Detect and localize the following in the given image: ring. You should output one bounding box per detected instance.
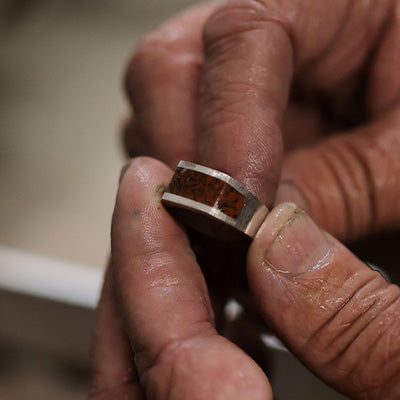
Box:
[162,161,269,241]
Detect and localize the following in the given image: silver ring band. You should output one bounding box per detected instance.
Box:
[162,161,269,241]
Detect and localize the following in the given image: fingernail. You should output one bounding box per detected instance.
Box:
[260,203,332,276]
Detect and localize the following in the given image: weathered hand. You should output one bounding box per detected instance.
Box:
[123,0,400,241]
[90,158,273,400]
[114,2,400,395]
[90,158,400,399]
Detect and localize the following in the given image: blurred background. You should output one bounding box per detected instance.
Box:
[0,0,196,398]
[0,1,348,398]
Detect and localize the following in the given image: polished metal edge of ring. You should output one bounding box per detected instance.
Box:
[163,161,270,238]
[162,192,238,228]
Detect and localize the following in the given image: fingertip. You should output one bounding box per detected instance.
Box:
[112,157,181,263]
[119,156,173,184]
[117,157,173,206]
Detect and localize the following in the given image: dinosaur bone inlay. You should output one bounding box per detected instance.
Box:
[168,167,245,219]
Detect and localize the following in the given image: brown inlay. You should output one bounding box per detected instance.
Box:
[168,167,245,219]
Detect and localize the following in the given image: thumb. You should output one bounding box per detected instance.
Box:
[247,202,400,400]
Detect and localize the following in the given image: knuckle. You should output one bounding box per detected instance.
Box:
[204,0,264,42]
[305,271,379,356]
[310,125,400,240]
[124,36,160,91]
[300,136,379,241]
[125,33,201,95]
[303,266,400,396]
[203,0,288,46]
[129,35,166,69]
[338,137,380,237]
[327,133,399,238]
[137,326,214,385]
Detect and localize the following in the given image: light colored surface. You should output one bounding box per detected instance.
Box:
[0,2,197,399]
[0,0,196,269]
[0,245,102,308]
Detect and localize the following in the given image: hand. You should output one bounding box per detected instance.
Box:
[123,0,400,242]
[90,158,400,399]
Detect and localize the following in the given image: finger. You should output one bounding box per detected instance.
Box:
[112,157,272,399]
[367,2,400,116]
[276,105,400,241]
[90,267,144,400]
[124,3,217,168]
[196,0,394,206]
[248,202,400,399]
[196,0,293,205]
[122,114,137,158]
[122,114,149,159]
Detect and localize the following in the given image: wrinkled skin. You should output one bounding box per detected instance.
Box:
[91,158,400,400]
[90,1,400,399]
[123,0,400,240]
